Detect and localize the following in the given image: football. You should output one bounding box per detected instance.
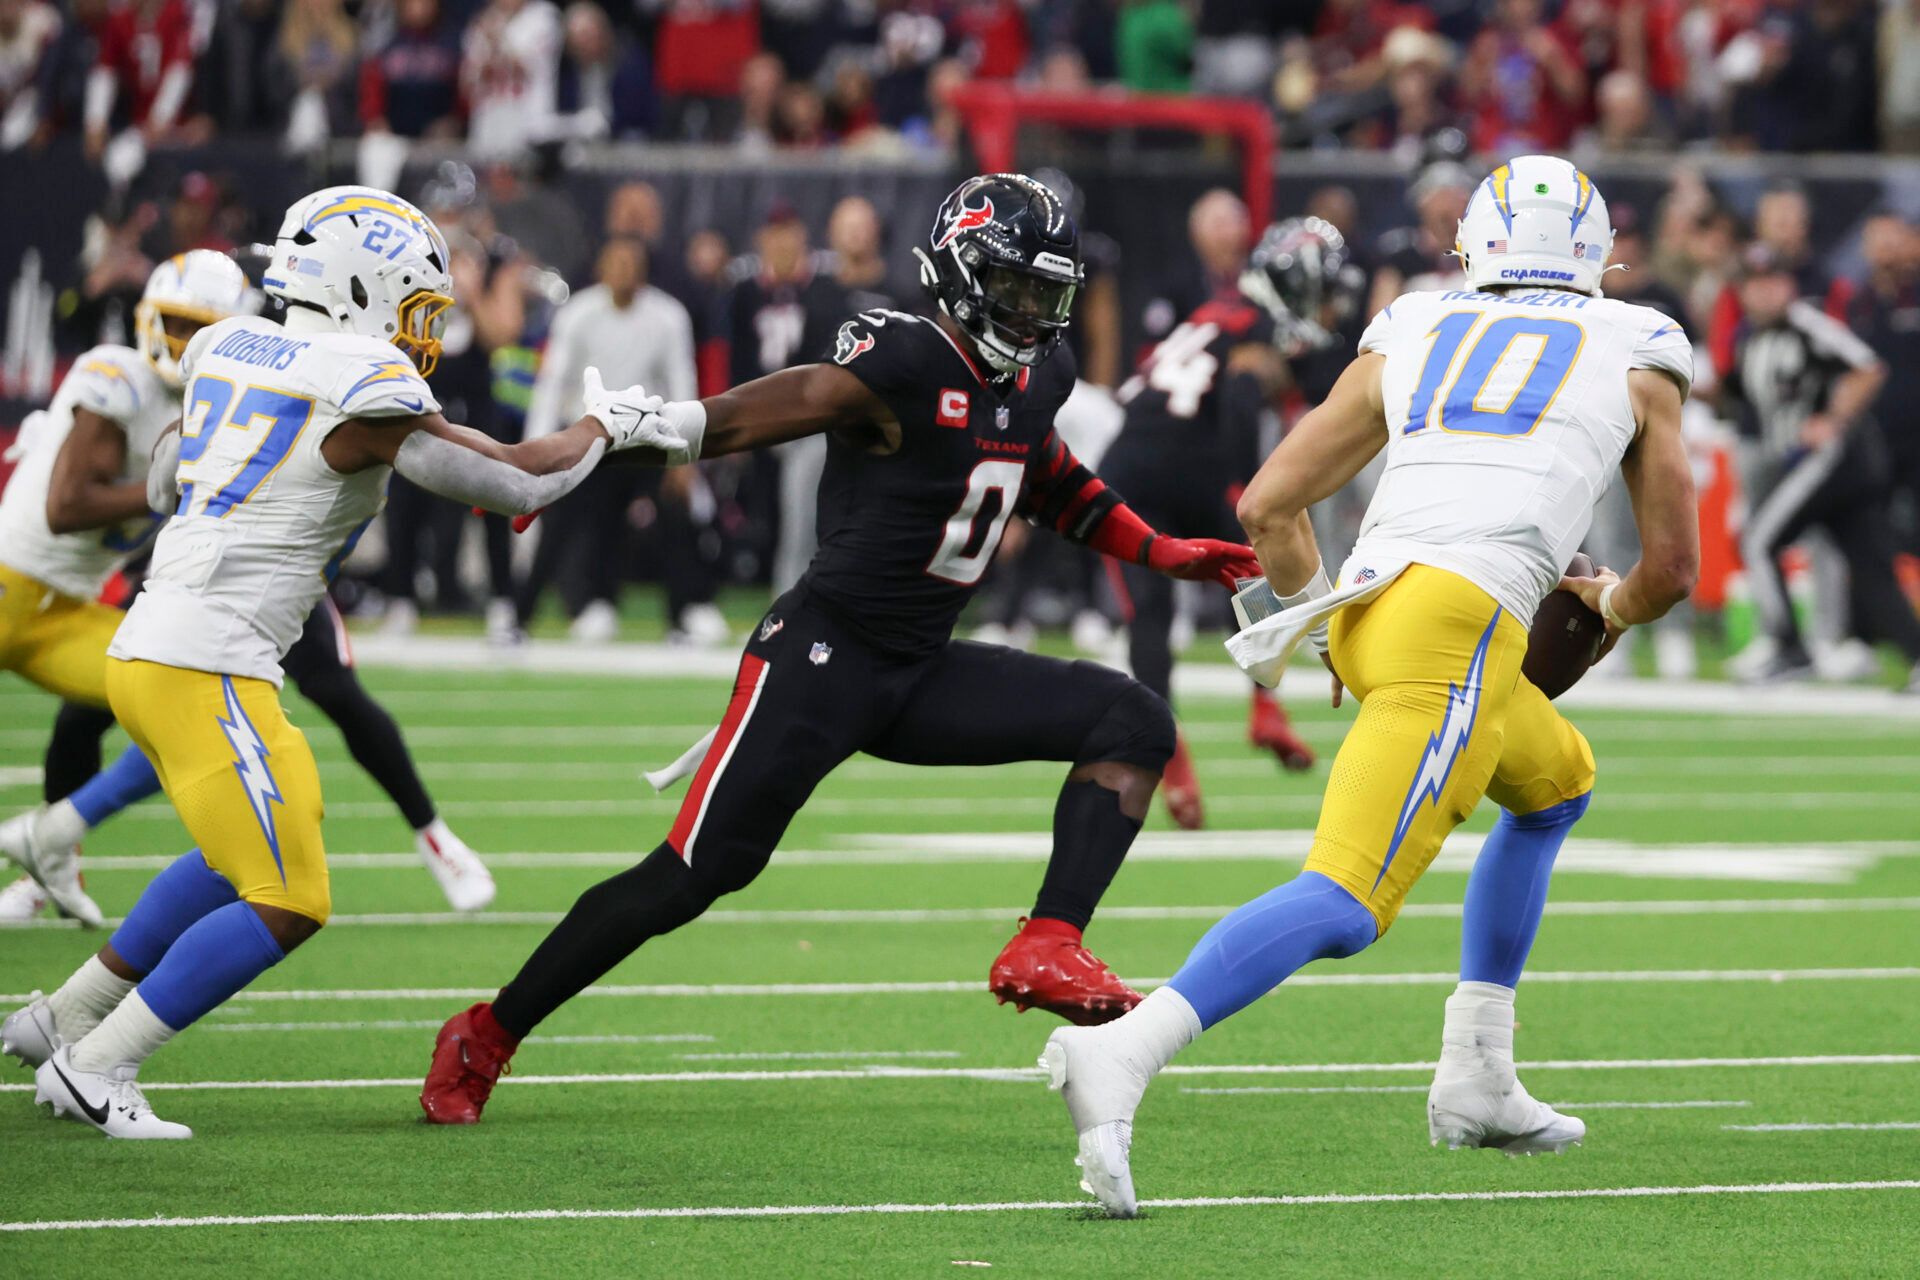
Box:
[1523,552,1608,699]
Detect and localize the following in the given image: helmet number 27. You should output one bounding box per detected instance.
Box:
[1405,313,1584,439]
[362,219,414,261]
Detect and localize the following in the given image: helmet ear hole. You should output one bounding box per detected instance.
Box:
[350,277,369,310]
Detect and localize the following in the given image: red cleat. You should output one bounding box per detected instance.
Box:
[989,917,1142,1026]
[421,1002,519,1125]
[1249,689,1314,772]
[1161,734,1204,830]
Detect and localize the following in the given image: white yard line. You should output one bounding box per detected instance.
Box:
[195,1021,714,1044]
[0,1054,1913,1095]
[6,969,1914,1006]
[5,1180,1918,1234]
[14,897,1920,931]
[676,1050,960,1062]
[1178,1088,1752,1110]
[1724,1122,1920,1132]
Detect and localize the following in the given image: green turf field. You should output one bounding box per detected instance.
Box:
[2,649,1917,1277]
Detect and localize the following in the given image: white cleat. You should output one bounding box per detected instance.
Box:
[34,1046,191,1139]
[0,811,101,928]
[1429,1069,1585,1156]
[570,599,619,644]
[673,602,733,648]
[0,874,50,922]
[1042,1027,1147,1217]
[417,822,496,913]
[2,993,60,1069]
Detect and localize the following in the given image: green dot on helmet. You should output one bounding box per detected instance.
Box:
[1534,182,1550,194]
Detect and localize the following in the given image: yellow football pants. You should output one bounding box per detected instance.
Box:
[1305,565,1595,933]
[0,562,120,706]
[106,658,331,923]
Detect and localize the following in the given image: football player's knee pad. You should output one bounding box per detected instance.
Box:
[1080,679,1176,771]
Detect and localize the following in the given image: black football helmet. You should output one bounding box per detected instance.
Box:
[916,173,1084,375]
[1239,217,1357,355]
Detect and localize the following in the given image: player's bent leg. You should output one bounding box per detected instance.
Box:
[3,744,168,922]
[43,700,116,802]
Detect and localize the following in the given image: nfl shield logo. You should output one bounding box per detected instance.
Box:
[995,406,1010,432]
[809,642,833,666]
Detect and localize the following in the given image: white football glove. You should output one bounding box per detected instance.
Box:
[3,409,50,463]
[582,366,684,454]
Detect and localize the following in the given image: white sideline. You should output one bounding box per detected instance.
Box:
[1180,1088,1754,1110]
[5,1180,1919,1233]
[6,968,1916,1005]
[1724,1122,1920,1132]
[0,1053,1913,1095]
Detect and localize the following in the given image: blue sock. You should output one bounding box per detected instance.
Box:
[135,900,285,1031]
[1167,871,1378,1029]
[69,743,162,827]
[1460,792,1592,988]
[108,849,240,975]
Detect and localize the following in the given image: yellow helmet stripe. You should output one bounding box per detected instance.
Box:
[1570,169,1596,232]
[1486,164,1515,231]
[304,193,431,233]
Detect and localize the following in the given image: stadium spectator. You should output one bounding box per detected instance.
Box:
[1579,68,1671,156]
[1742,0,1877,153]
[769,194,896,593]
[359,0,464,139]
[773,77,828,148]
[461,0,563,159]
[873,6,946,128]
[653,0,760,139]
[0,0,58,149]
[1366,160,1471,317]
[141,171,237,260]
[276,0,359,152]
[1117,0,1192,94]
[1140,188,1250,344]
[1840,212,1920,552]
[519,234,700,640]
[823,54,880,142]
[1882,0,1920,151]
[950,0,1031,81]
[1458,0,1587,154]
[734,48,783,150]
[761,0,841,82]
[84,0,200,160]
[1372,25,1460,161]
[1192,0,1290,98]
[557,0,655,139]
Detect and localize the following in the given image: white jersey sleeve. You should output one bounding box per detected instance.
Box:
[110,319,403,684]
[326,338,442,420]
[1628,307,1696,401]
[0,345,176,599]
[1356,303,1399,356]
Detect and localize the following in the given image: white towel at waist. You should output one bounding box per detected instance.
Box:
[1223,557,1411,688]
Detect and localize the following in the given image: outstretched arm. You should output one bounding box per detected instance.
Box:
[1022,429,1260,590]
[323,410,611,517]
[45,409,148,533]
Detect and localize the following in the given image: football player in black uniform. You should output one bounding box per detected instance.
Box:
[1102,218,1356,829]
[421,174,1263,1124]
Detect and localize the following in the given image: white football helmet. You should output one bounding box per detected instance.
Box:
[135,251,255,386]
[264,185,454,374]
[1456,155,1613,296]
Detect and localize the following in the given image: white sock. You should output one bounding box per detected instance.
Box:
[70,991,176,1074]
[1110,985,1204,1076]
[35,799,88,851]
[46,955,136,1041]
[1440,980,1517,1079]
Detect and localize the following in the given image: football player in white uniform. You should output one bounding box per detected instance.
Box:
[0,252,495,923]
[8,186,677,1138]
[1040,156,1700,1214]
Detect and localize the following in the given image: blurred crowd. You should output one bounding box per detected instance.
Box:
[0,0,1917,160]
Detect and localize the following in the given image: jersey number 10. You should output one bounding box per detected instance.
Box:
[1406,314,1583,438]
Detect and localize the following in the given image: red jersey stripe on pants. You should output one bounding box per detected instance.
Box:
[668,653,770,862]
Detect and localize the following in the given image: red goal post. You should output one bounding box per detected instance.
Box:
[947,84,1276,230]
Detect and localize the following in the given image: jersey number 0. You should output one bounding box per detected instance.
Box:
[1406,314,1583,438]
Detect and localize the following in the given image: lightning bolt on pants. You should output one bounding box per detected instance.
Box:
[1303,565,1586,935]
[106,658,331,924]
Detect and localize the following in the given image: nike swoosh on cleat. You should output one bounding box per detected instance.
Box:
[50,1060,109,1126]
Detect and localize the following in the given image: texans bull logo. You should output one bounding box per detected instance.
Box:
[934,197,995,251]
[833,321,876,365]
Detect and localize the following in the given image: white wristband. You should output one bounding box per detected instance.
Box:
[1279,562,1332,610]
[1597,581,1629,629]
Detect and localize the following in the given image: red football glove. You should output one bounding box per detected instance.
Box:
[1146,536,1263,591]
